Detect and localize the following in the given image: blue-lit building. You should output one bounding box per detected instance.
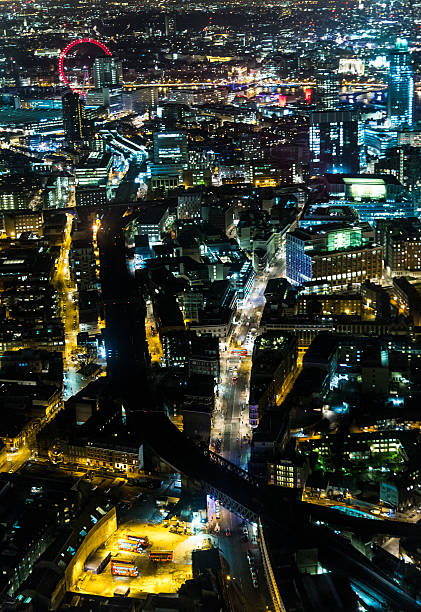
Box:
[286,229,312,285]
[286,224,383,288]
[309,111,363,176]
[148,131,188,191]
[228,259,255,303]
[387,39,414,128]
[364,126,397,159]
[299,205,359,229]
[315,69,338,111]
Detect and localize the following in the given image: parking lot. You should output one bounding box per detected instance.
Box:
[73,520,215,598]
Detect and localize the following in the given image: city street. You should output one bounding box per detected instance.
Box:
[208,499,267,612]
[53,213,80,370]
[145,302,163,365]
[213,255,285,465]
[209,261,286,612]
[0,447,31,474]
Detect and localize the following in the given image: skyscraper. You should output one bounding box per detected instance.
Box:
[315,69,339,111]
[309,110,362,176]
[93,57,122,89]
[62,92,85,143]
[164,12,176,36]
[387,38,414,127]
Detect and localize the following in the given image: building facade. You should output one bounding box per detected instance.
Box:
[387,39,414,128]
[310,111,362,176]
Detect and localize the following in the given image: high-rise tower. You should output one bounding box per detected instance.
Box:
[315,69,339,111]
[164,13,176,36]
[62,92,85,143]
[387,38,414,127]
[309,110,362,176]
[93,57,122,89]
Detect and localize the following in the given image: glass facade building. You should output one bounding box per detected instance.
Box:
[153,131,188,165]
[62,92,85,143]
[310,111,362,176]
[315,69,339,111]
[387,38,414,128]
[93,57,122,89]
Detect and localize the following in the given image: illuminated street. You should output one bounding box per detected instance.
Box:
[53,212,80,369]
[0,447,31,474]
[213,254,286,468]
[145,302,163,365]
[209,261,287,612]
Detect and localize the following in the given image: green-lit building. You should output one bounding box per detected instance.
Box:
[286,223,383,288]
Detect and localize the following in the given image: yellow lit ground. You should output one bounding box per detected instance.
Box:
[73,521,214,598]
[145,321,163,364]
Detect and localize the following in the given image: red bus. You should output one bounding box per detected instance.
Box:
[149,550,173,563]
[118,535,149,553]
[111,556,139,577]
[118,539,138,553]
[126,534,149,548]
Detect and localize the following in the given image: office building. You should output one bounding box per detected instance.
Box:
[69,239,98,292]
[387,38,414,128]
[393,276,421,324]
[315,69,339,111]
[249,333,298,427]
[319,173,416,223]
[299,205,359,229]
[309,111,362,176]
[75,152,112,188]
[128,87,159,113]
[165,13,176,35]
[62,92,85,143]
[130,204,169,247]
[93,57,122,89]
[364,126,398,159]
[269,457,308,489]
[376,218,421,275]
[338,58,365,76]
[189,334,220,378]
[398,129,421,147]
[2,210,43,237]
[153,131,188,165]
[189,280,237,340]
[286,224,383,288]
[177,192,202,220]
[0,177,37,211]
[75,185,108,207]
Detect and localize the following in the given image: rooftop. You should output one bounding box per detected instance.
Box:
[324,173,402,187]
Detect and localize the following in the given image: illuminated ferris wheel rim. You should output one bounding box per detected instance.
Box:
[59,38,112,96]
